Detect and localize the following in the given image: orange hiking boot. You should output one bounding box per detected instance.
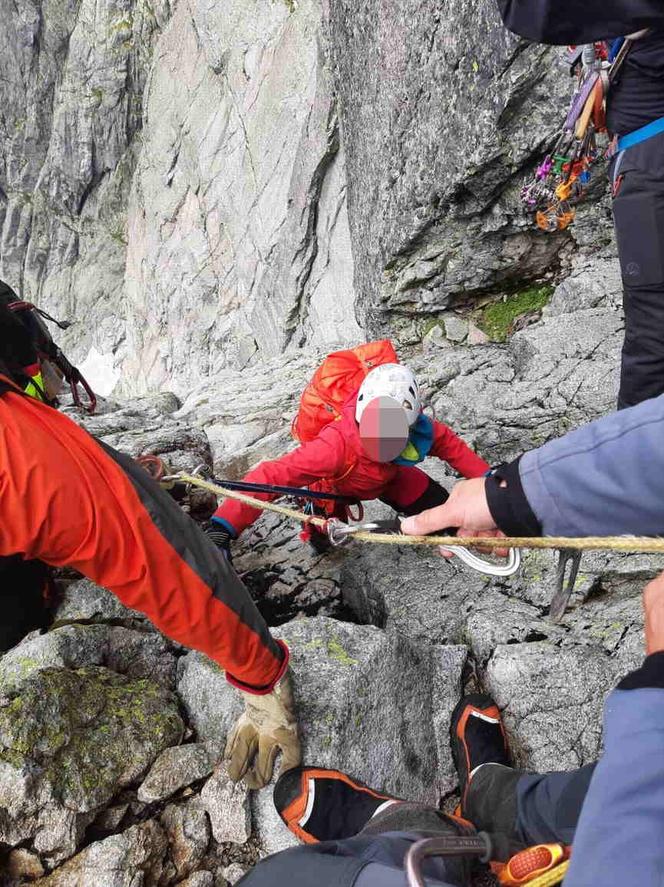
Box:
[273,766,402,844]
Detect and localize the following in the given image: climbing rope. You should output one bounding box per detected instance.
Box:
[175,474,664,555]
[525,860,570,887]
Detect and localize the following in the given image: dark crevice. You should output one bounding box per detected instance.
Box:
[241,567,365,628]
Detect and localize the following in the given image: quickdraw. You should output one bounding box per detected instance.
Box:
[522,37,637,233]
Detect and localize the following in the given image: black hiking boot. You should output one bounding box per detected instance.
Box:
[274,766,401,843]
[450,693,511,808]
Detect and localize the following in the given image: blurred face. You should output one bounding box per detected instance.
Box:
[359,395,410,462]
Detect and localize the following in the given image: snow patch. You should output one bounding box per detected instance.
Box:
[78,347,120,397]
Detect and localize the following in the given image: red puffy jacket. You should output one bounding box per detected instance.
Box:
[215,396,489,536]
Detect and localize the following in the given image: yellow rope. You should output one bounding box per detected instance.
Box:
[178,474,664,554]
[525,859,570,886]
[179,474,330,527]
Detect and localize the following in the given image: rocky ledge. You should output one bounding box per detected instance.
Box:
[0,273,656,885]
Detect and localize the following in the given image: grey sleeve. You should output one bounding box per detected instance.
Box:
[565,683,664,885]
[519,395,664,536]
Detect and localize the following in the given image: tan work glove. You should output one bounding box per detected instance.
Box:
[225,667,301,790]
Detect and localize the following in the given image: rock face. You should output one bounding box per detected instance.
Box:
[0,0,171,366]
[0,664,183,863]
[121,0,361,392]
[0,0,651,883]
[0,0,616,390]
[327,0,570,332]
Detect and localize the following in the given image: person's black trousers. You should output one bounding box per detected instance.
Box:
[0,555,52,651]
[610,130,664,409]
[464,762,596,860]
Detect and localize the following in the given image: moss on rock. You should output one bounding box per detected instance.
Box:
[0,666,183,814]
[478,285,553,342]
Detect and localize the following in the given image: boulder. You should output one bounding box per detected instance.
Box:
[179,874,215,887]
[76,395,213,474]
[200,769,251,845]
[441,314,468,343]
[221,864,249,886]
[178,616,466,855]
[6,848,45,882]
[54,579,143,625]
[160,802,211,880]
[138,744,213,803]
[33,821,169,887]
[485,643,615,771]
[0,666,183,863]
[0,624,178,692]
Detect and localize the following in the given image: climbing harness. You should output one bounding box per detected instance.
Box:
[173,474,664,619]
[616,113,664,153]
[326,517,522,578]
[521,35,642,232]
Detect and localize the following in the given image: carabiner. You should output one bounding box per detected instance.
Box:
[446,545,521,578]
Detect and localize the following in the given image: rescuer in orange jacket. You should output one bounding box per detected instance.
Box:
[0,298,300,789]
[209,363,490,555]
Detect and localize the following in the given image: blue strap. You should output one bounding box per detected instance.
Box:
[609,37,625,63]
[618,116,664,152]
[210,516,238,538]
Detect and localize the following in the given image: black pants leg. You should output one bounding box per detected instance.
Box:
[0,556,52,651]
[611,136,664,409]
[380,474,449,516]
[464,763,596,861]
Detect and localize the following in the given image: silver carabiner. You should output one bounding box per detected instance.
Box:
[445,545,521,578]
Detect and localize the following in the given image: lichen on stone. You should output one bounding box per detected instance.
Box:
[477,285,554,342]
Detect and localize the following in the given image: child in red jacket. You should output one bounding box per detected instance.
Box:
[208,363,489,555]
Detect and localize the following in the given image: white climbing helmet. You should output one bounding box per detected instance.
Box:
[355,363,422,426]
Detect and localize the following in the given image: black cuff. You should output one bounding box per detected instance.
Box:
[485,457,542,537]
[618,652,664,690]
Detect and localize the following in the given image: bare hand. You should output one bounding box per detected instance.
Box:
[644,572,664,656]
[400,478,506,557]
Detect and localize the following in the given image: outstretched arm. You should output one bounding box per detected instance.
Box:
[213,432,345,537]
[0,385,285,694]
[430,421,490,479]
[403,394,664,540]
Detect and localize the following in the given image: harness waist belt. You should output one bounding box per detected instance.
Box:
[617,115,664,152]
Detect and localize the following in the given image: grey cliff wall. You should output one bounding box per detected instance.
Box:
[0,0,616,395]
[0,0,362,396]
[326,0,612,337]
